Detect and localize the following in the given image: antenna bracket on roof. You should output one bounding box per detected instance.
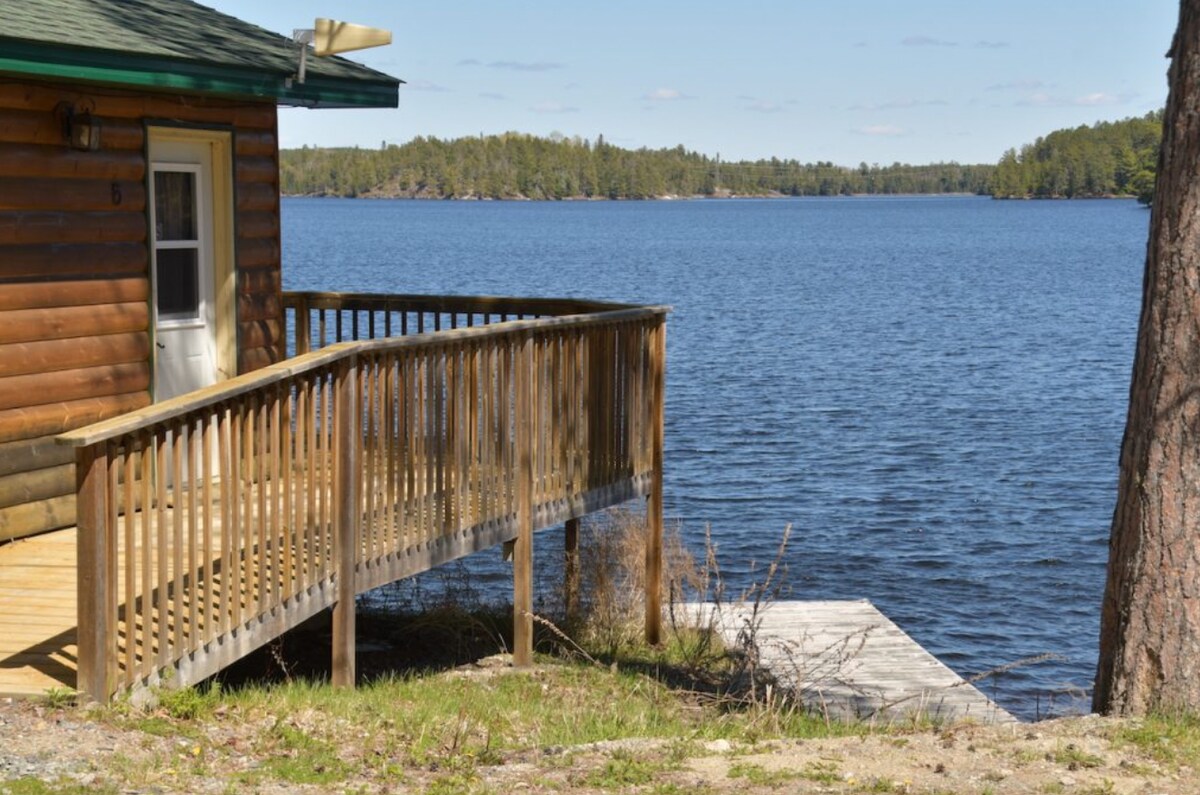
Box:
[290,19,392,86]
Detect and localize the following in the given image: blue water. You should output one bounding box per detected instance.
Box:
[283,196,1147,718]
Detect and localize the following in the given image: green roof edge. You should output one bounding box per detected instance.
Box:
[0,39,399,109]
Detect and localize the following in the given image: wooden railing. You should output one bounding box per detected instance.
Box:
[58,294,667,700]
[282,291,639,354]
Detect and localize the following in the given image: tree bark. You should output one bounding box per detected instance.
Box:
[1095,0,1200,715]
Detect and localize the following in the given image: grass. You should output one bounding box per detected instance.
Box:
[580,749,670,788]
[75,643,879,793]
[1111,710,1200,769]
[18,513,881,793]
[15,509,1200,793]
[1048,742,1104,770]
[0,781,115,795]
[727,760,802,787]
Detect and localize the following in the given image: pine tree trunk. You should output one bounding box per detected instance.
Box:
[1095,0,1200,715]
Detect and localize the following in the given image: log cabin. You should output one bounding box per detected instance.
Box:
[0,0,668,700]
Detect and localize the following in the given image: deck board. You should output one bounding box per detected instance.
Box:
[0,531,79,697]
[698,599,1015,724]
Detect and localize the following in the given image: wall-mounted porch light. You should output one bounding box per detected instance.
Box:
[54,101,102,151]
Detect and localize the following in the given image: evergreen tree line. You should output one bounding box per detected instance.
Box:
[990,111,1162,202]
[279,133,993,200]
[278,113,1163,202]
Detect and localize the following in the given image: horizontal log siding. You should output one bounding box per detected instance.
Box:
[0,78,281,541]
[236,112,284,372]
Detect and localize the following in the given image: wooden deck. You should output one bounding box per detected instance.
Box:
[701,599,1015,724]
[0,529,77,697]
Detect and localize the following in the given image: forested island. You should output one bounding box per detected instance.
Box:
[280,135,992,199]
[278,112,1161,202]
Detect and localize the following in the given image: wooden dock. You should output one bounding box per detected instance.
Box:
[699,599,1015,724]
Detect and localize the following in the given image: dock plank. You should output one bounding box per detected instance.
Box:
[696,599,1015,724]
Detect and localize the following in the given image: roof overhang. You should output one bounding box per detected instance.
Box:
[0,39,400,109]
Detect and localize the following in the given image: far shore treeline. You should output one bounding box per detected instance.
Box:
[279,112,1161,202]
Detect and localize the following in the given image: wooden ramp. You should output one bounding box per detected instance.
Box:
[700,599,1015,724]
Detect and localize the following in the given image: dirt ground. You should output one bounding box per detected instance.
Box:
[1,694,1195,795]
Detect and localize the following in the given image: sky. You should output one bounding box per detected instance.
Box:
[203,1,1177,166]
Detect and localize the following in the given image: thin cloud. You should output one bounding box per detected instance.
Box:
[849,98,949,111]
[853,40,869,48]
[745,99,783,113]
[855,124,907,137]
[457,58,481,67]
[642,87,692,101]
[530,101,579,113]
[901,35,957,47]
[1018,92,1057,107]
[406,80,450,93]
[987,78,1047,92]
[975,40,1010,48]
[490,60,564,72]
[1017,91,1132,107]
[1075,91,1124,106]
[479,91,507,101]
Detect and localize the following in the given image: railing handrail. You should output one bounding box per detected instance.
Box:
[57,300,670,449]
[281,290,642,316]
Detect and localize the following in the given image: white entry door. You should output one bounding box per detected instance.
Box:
[150,139,218,401]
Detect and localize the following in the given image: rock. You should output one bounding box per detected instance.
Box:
[129,687,159,711]
[705,739,732,754]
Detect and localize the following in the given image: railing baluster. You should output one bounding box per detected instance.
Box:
[230,403,244,629]
[170,422,184,660]
[281,384,293,601]
[121,441,135,684]
[366,356,378,563]
[218,404,233,634]
[384,353,397,554]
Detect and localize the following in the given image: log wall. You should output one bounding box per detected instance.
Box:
[0,78,283,542]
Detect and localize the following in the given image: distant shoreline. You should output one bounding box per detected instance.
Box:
[280,191,1141,202]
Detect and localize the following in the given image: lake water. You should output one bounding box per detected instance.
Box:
[282,196,1148,719]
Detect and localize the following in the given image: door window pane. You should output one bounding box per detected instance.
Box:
[154,171,196,241]
[156,248,199,319]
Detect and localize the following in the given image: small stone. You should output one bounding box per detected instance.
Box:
[129,687,158,711]
[1060,775,1077,787]
[706,739,732,753]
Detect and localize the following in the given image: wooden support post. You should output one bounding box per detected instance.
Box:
[332,354,360,687]
[76,443,115,701]
[295,295,311,356]
[513,333,535,667]
[564,517,580,623]
[645,320,666,646]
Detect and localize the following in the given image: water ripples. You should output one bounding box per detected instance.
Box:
[285,195,1147,719]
